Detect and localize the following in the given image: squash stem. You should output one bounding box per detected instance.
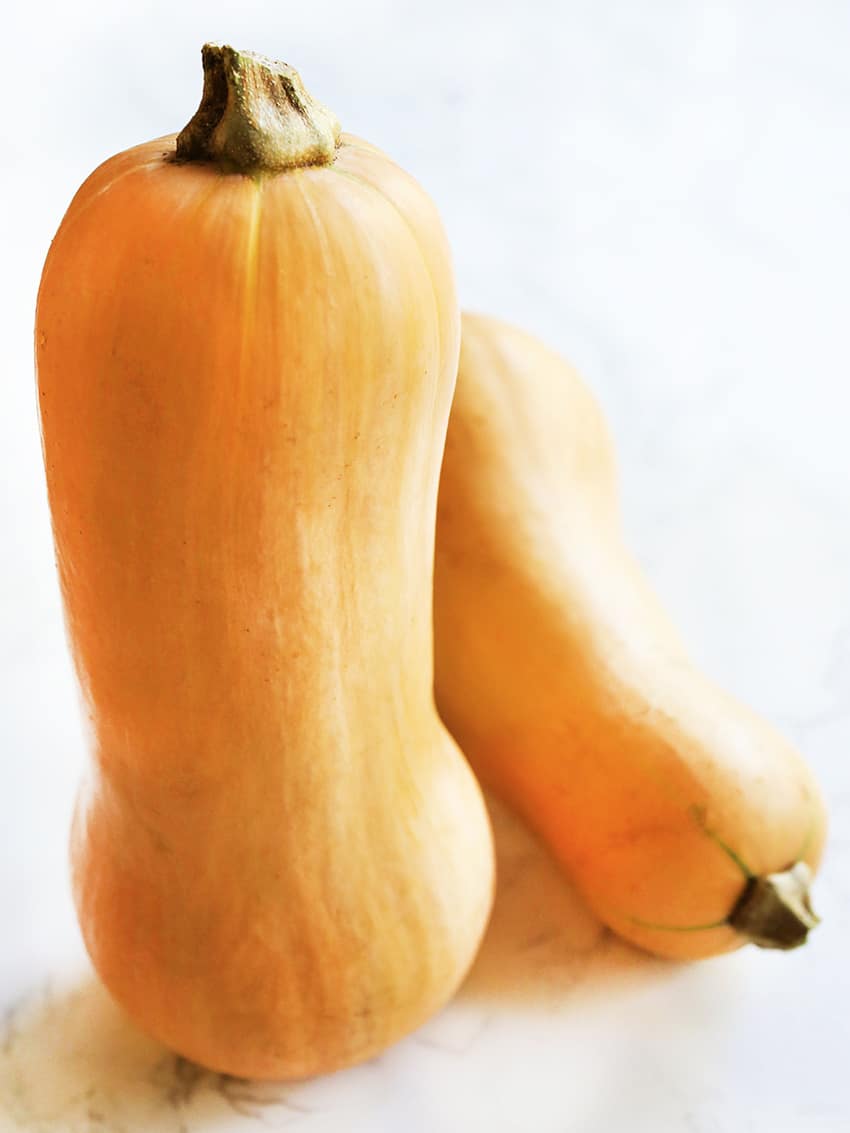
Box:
[728,861,820,950]
[176,43,341,173]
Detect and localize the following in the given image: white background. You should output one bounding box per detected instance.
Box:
[2,2,850,1130]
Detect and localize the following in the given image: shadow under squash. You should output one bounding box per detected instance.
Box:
[0,978,305,1131]
[0,798,667,1130]
[461,793,666,1003]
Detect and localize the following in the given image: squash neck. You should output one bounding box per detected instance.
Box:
[176,43,341,174]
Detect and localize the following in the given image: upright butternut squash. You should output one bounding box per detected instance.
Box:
[36,45,493,1079]
[435,313,825,960]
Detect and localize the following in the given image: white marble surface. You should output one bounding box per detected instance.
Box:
[3,2,850,1130]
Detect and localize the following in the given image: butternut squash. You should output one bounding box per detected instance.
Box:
[36,45,494,1079]
[434,313,825,959]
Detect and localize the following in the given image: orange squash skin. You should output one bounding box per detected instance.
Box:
[36,135,494,1078]
[434,313,826,960]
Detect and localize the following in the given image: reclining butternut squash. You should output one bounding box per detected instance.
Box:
[36,45,494,1079]
[434,313,826,960]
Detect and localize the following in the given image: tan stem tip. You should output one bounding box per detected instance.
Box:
[176,43,341,173]
[729,861,820,950]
